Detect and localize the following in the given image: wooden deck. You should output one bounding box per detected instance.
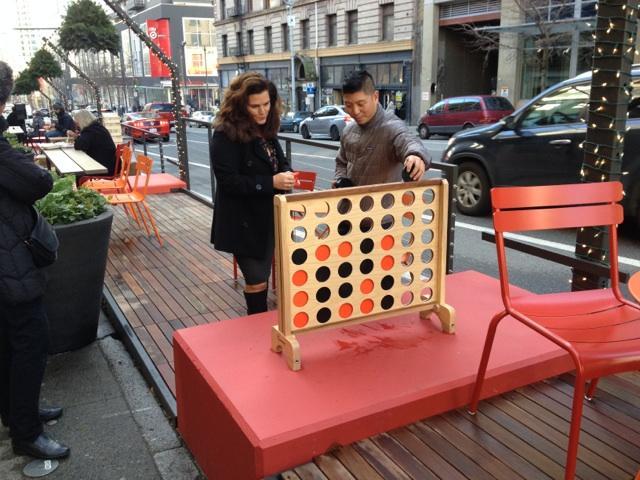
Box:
[105,192,640,480]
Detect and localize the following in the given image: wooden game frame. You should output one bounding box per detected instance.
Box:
[271,179,455,370]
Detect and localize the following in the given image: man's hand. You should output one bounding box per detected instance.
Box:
[66,130,78,139]
[404,155,426,181]
[273,171,295,190]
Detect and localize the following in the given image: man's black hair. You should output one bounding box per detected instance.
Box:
[342,70,376,95]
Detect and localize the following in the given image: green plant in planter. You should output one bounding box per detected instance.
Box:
[3,131,32,155]
[35,174,107,225]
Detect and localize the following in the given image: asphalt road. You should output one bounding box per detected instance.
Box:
[140,127,639,297]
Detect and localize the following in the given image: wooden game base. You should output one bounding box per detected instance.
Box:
[174,271,573,480]
[271,302,456,371]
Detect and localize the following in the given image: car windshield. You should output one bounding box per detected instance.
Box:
[131,112,158,120]
[149,104,172,112]
[484,96,514,111]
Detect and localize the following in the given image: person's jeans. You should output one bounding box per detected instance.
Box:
[0,297,48,441]
[45,129,65,139]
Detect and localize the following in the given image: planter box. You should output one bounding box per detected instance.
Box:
[44,209,113,354]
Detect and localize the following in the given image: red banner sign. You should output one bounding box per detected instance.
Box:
[147,19,171,78]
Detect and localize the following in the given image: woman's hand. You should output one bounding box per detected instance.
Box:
[273,171,295,190]
[66,130,78,139]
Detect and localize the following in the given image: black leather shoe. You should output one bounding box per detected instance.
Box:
[39,406,63,423]
[12,432,70,459]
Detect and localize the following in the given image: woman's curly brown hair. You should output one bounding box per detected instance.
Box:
[214,72,282,143]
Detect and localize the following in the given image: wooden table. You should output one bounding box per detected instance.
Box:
[36,144,108,176]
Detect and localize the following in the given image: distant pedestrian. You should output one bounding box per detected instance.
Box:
[210,72,294,315]
[386,100,395,113]
[0,61,70,461]
[334,71,430,187]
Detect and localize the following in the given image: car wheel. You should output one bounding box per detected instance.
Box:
[330,125,340,141]
[456,162,491,216]
[462,123,474,129]
[418,124,430,139]
[301,125,311,139]
[293,124,299,133]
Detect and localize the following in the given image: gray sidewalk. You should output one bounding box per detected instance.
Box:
[0,316,201,480]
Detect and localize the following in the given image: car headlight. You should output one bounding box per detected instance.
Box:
[447,137,455,148]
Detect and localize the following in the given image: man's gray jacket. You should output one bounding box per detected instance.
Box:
[335,106,431,186]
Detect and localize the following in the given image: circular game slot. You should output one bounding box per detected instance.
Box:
[401,232,414,247]
[420,268,433,282]
[421,249,434,264]
[315,201,330,218]
[381,214,395,230]
[360,278,374,294]
[337,198,352,214]
[401,252,414,267]
[317,307,332,323]
[422,209,434,224]
[360,299,374,314]
[292,248,308,265]
[360,238,374,254]
[401,271,414,286]
[315,266,331,282]
[360,259,374,274]
[293,291,308,307]
[381,255,394,271]
[315,223,330,240]
[401,191,415,206]
[402,212,415,227]
[339,262,353,277]
[316,287,331,303]
[291,226,307,243]
[292,270,308,286]
[381,235,394,250]
[338,241,353,257]
[290,205,306,220]
[420,287,433,302]
[421,229,434,244]
[381,295,394,310]
[381,275,394,290]
[360,195,374,212]
[359,217,374,233]
[339,303,353,318]
[338,220,352,236]
[315,245,330,261]
[339,283,353,298]
[422,188,435,204]
[293,312,309,328]
[401,291,414,305]
[381,193,395,209]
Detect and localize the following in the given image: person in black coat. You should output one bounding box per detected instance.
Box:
[211,72,294,315]
[68,109,116,176]
[0,61,70,460]
[45,102,74,139]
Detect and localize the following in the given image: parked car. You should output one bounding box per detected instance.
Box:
[280,111,312,133]
[143,102,188,127]
[123,112,170,141]
[442,70,640,230]
[418,95,514,139]
[299,105,352,141]
[189,110,215,127]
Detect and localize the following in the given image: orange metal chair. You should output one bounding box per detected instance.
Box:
[104,154,162,246]
[232,170,317,288]
[468,181,640,480]
[84,144,132,194]
[630,271,640,303]
[79,142,130,186]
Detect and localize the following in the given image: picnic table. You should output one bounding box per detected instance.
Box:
[35,143,108,176]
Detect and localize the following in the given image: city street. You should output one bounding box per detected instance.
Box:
[142,127,640,297]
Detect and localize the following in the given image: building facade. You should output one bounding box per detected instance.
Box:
[214,0,423,122]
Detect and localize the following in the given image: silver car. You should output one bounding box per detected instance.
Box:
[299,105,352,141]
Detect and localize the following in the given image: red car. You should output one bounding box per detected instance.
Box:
[142,102,188,128]
[418,95,513,139]
[123,112,170,142]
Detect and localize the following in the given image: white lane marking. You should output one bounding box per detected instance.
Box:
[456,220,640,268]
[144,151,209,168]
[291,152,335,160]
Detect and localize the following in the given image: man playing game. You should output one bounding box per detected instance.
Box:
[334,71,430,187]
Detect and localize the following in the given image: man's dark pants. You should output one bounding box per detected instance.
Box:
[0,297,48,441]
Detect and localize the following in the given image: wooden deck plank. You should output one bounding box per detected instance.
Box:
[105,192,640,480]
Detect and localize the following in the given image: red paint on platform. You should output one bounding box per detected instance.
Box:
[174,271,573,480]
[127,173,186,194]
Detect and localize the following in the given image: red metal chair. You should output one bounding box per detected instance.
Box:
[630,271,640,303]
[468,181,640,480]
[232,171,317,289]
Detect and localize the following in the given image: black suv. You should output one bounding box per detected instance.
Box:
[443,69,640,229]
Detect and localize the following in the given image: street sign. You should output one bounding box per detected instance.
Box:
[287,15,296,27]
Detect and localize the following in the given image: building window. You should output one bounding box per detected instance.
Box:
[265,26,272,53]
[236,31,242,55]
[264,0,270,8]
[248,29,254,55]
[381,4,394,41]
[282,23,289,51]
[220,0,226,20]
[222,34,228,57]
[301,19,310,50]
[347,11,358,44]
[245,0,252,13]
[182,18,215,47]
[327,14,337,47]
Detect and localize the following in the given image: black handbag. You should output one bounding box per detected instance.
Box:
[24,207,59,268]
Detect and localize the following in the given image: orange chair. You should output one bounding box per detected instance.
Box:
[79,142,130,186]
[630,272,640,302]
[84,144,132,194]
[104,154,162,246]
[468,181,640,480]
[232,170,317,288]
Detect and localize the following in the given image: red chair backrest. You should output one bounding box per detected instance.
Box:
[491,182,623,233]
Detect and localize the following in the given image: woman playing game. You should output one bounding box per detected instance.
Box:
[210,72,295,315]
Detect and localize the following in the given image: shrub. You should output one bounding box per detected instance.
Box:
[36,174,107,225]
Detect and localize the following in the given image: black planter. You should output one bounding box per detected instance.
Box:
[43,209,113,354]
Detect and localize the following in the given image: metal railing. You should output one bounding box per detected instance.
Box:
[121,122,167,173]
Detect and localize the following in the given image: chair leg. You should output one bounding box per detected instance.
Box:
[565,375,586,480]
[468,310,508,414]
[134,202,151,236]
[142,201,163,246]
[271,256,276,290]
[585,378,600,401]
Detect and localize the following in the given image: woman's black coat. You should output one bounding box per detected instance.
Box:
[0,133,53,306]
[210,129,291,259]
[74,122,116,176]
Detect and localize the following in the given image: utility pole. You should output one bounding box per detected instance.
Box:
[284,0,296,112]
[204,45,209,109]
